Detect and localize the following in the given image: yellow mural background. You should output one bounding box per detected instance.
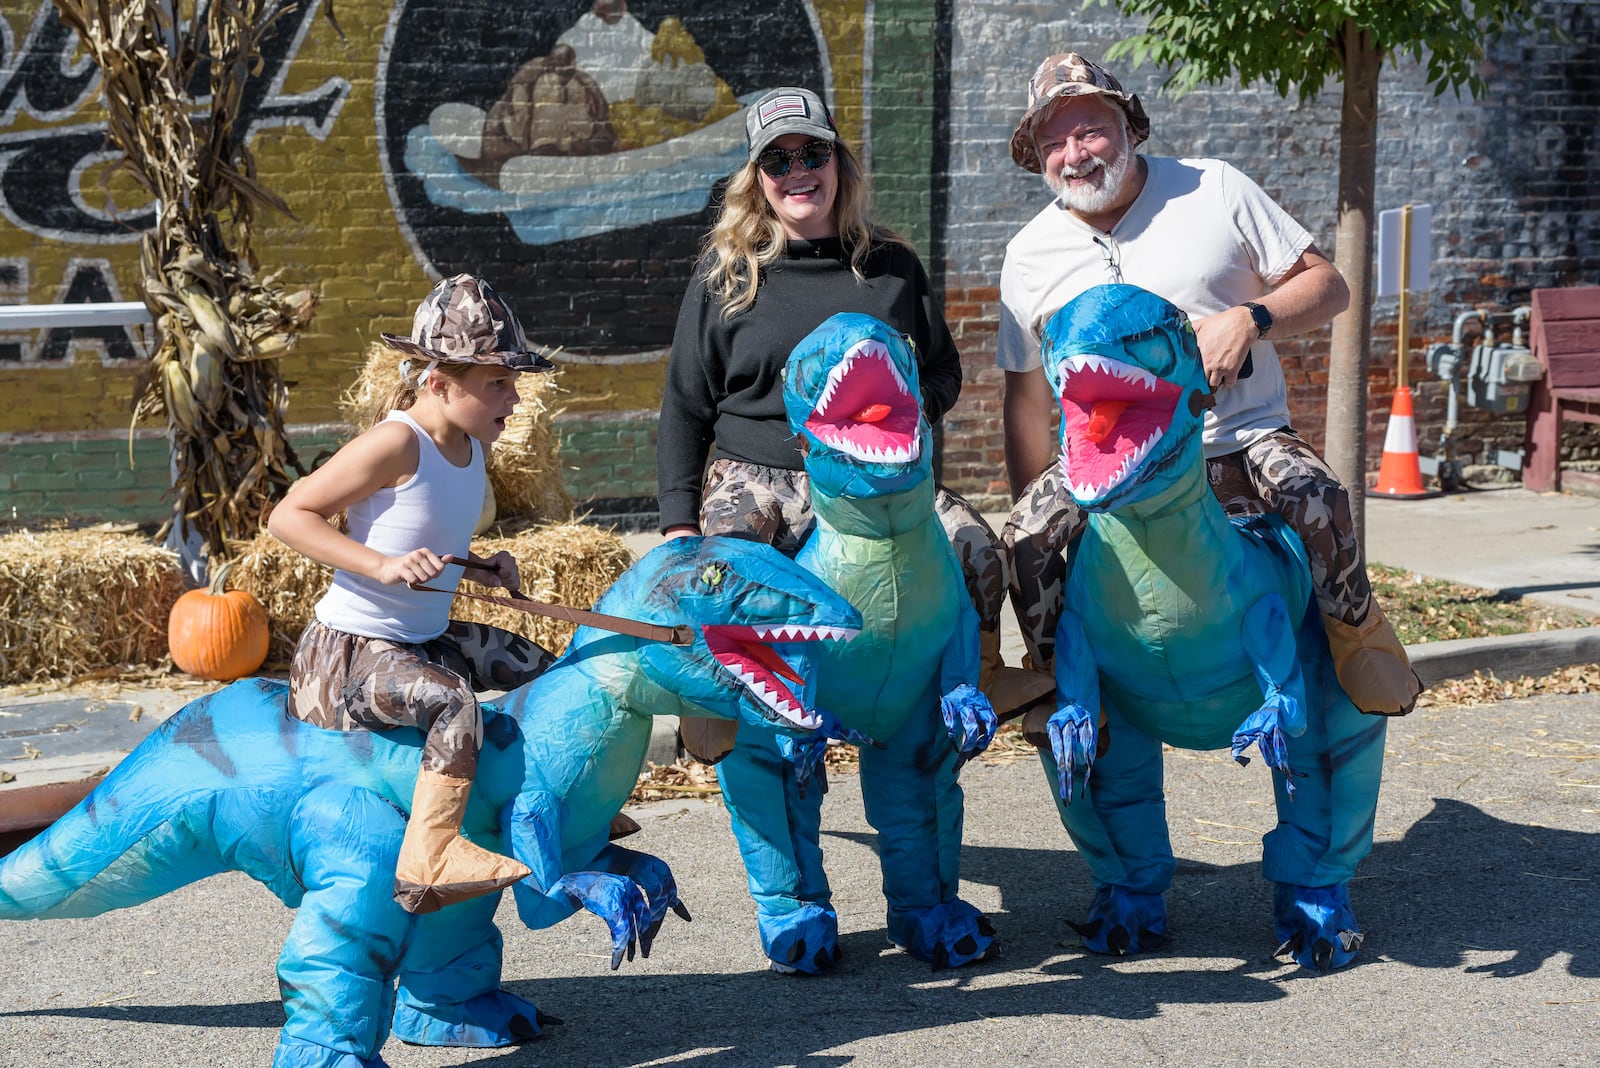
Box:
[0,0,868,436]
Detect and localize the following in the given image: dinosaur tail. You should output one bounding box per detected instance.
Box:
[0,760,225,921]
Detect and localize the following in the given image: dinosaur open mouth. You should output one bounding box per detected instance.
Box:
[1056,353,1183,500]
[803,338,921,464]
[702,623,859,729]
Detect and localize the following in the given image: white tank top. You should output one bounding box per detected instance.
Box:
[314,409,485,643]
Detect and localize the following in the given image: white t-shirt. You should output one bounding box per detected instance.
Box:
[314,409,484,643]
[997,156,1313,457]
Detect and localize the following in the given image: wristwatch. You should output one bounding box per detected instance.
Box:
[1242,301,1273,339]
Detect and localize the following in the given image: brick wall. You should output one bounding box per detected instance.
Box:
[941,0,1600,501]
[1,0,1594,527]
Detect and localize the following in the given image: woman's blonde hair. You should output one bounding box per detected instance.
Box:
[701,137,909,317]
[364,359,475,430]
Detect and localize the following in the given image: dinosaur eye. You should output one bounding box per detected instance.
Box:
[701,563,726,587]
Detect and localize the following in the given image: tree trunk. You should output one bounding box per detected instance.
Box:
[1325,19,1382,544]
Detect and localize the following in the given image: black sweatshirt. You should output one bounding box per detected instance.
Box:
[656,235,963,532]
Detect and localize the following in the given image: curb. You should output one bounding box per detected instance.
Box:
[1405,625,1600,687]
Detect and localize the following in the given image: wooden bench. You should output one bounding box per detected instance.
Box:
[1522,286,1600,492]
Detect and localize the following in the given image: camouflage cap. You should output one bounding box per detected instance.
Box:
[1009,52,1151,173]
[381,274,556,372]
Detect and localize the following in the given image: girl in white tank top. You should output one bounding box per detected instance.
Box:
[268,274,558,914]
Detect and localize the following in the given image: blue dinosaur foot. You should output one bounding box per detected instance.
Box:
[1272,883,1364,971]
[391,988,552,1048]
[887,899,999,971]
[272,1039,392,1068]
[1067,886,1169,956]
[759,902,841,976]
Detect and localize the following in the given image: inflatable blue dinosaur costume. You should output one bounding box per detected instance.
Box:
[0,538,861,1067]
[1036,284,1387,971]
[714,312,999,975]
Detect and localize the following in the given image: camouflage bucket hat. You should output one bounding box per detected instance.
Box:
[381,274,556,372]
[1009,52,1151,173]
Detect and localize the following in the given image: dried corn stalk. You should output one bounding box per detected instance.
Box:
[53,0,321,557]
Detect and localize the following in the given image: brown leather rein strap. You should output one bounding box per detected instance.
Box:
[408,580,693,645]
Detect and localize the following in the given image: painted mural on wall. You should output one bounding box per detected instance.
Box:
[0,0,349,368]
[378,0,830,358]
[0,0,880,519]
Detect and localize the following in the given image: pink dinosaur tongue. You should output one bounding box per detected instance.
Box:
[739,638,805,685]
[1085,400,1130,444]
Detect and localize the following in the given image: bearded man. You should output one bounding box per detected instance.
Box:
[996,52,1422,718]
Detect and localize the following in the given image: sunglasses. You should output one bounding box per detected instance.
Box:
[756,139,834,178]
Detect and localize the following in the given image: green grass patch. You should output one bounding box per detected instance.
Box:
[1369,563,1593,645]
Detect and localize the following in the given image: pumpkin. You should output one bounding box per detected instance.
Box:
[168,559,271,681]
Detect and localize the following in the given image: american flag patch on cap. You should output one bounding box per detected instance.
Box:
[758,94,810,127]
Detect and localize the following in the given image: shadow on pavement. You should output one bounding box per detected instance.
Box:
[7,796,1588,1065]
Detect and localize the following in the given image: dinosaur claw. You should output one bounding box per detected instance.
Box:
[1067,917,1103,940]
[977,914,997,937]
[931,943,950,971]
[1106,924,1131,955]
[673,901,693,923]
[1273,883,1364,971]
[812,946,834,972]
[508,1012,540,1042]
[536,1010,564,1027]
[786,938,806,963]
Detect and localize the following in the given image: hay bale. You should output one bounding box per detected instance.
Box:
[338,339,572,523]
[231,521,632,663]
[229,530,333,663]
[0,529,184,684]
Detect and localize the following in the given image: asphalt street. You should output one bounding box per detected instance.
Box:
[2,690,1596,1067]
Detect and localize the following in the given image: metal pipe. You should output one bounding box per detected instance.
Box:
[0,303,152,329]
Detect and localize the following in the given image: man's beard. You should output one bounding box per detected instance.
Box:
[1045,146,1133,215]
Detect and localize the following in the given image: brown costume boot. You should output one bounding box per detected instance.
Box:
[1322,604,1424,716]
[979,628,1057,723]
[679,715,738,765]
[394,769,532,914]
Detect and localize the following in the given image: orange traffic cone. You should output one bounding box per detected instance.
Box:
[1371,386,1437,499]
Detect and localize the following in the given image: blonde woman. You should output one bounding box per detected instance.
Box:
[655,87,1044,973]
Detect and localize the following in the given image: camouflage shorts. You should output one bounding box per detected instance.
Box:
[288,618,554,777]
[698,457,1008,629]
[1001,427,1373,670]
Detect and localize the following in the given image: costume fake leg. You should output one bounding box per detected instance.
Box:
[288,625,532,913]
[939,483,1057,717]
[275,784,411,1068]
[860,687,996,969]
[681,459,815,764]
[395,769,531,914]
[714,722,836,974]
[1230,431,1423,715]
[1000,465,1087,674]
